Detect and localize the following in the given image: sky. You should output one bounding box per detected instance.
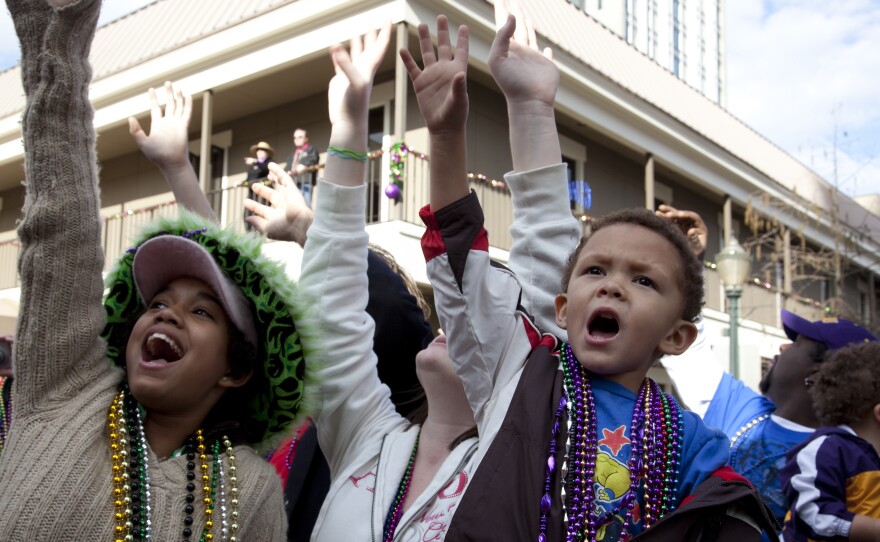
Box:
[0,0,157,69]
[725,0,880,198]
[0,0,878,198]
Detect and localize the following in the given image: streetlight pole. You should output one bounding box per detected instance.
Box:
[726,285,742,380]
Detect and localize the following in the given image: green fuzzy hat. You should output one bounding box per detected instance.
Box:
[102,210,316,446]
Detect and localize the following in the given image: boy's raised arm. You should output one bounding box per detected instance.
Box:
[490,1,560,173]
[404,17,532,424]
[491,2,580,338]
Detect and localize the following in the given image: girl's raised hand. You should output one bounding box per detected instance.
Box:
[399,15,469,136]
[327,23,392,127]
[128,81,193,170]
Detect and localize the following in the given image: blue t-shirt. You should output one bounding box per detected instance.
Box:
[588,376,730,538]
[704,373,812,530]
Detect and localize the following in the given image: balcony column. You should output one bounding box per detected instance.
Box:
[644,153,654,210]
[198,90,214,192]
[381,22,409,223]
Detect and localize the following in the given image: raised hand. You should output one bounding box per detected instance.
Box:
[489,0,561,173]
[244,163,314,245]
[129,81,215,220]
[656,204,708,257]
[129,81,193,170]
[489,0,558,108]
[327,23,392,128]
[399,15,469,136]
[324,23,391,189]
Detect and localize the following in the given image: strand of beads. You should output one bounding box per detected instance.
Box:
[0,376,11,453]
[729,414,770,463]
[196,431,215,542]
[125,389,152,540]
[183,436,199,541]
[659,387,682,519]
[382,432,420,541]
[217,442,229,541]
[109,390,131,542]
[538,395,568,542]
[226,437,240,541]
[199,440,221,542]
[284,437,297,472]
[641,382,661,525]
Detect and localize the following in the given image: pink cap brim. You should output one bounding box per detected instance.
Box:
[132,235,258,347]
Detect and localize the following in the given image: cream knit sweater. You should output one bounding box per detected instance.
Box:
[0,1,285,539]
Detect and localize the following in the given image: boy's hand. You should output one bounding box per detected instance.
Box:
[399,15,469,136]
[489,1,558,109]
[656,204,708,257]
[128,81,193,170]
[327,23,392,129]
[244,162,313,246]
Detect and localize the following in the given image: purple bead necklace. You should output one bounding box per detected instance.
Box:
[537,343,683,542]
[382,432,420,541]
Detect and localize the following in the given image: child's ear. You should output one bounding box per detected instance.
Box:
[873,403,880,425]
[219,369,253,389]
[658,319,698,356]
[554,293,569,330]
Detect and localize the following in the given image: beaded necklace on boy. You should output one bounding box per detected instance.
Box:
[382,432,421,542]
[537,343,683,542]
[0,375,11,453]
[107,386,239,542]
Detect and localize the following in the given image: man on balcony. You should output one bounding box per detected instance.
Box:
[284,128,319,206]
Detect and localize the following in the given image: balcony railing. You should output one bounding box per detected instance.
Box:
[0,148,828,327]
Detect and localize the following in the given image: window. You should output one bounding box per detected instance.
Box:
[626,0,635,43]
[673,0,681,75]
[560,135,588,217]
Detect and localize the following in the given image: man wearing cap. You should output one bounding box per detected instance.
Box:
[662,310,878,535]
[245,140,275,181]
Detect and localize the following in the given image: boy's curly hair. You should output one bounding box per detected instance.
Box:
[810,341,880,426]
[560,208,704,322]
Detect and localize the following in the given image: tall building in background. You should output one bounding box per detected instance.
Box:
[570,0,725,105]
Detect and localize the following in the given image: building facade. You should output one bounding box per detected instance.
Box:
[567,0,725,105]
[0,0,877,391]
